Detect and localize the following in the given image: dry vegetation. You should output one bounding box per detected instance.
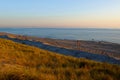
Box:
[0,38,120,80]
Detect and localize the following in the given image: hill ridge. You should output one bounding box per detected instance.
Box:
[0,38,120,80]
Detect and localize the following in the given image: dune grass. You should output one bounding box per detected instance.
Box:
[0,38,120,80]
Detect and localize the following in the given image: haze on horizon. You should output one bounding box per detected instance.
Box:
[0,0,120,29]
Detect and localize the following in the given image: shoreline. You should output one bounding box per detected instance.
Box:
[0,28,120,44]
[0,32,120,65]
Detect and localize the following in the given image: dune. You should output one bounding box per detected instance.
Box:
[0,38,120,80]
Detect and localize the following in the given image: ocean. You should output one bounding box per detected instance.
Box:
[0,28,120,44]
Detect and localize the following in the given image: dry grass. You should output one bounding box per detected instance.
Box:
[0,38,120,80]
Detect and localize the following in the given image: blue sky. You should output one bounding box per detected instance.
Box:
[0,0,120,28]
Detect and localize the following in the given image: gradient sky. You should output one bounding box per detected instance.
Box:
[0,0,120,28]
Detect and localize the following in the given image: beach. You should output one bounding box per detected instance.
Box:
[0,32,120,65]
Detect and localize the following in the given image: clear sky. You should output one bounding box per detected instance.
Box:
[0,0,120,28]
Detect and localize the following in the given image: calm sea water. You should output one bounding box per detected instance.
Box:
[0,28,120,44]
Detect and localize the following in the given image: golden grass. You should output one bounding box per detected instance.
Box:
[0,38,120,80]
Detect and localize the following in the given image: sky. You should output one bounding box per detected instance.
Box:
[0,0,120,28]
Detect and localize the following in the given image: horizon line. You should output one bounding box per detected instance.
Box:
[0,27,120,29]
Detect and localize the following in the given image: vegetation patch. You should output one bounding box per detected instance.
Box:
[0,38,120,80]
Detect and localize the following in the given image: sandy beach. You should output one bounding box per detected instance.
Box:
[0,32,120,65]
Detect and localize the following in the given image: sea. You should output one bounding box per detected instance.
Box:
[0,28,120,44]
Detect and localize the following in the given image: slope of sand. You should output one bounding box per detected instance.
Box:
[0,38,120,80]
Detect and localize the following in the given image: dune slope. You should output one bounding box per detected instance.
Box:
[0,38,120,80]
